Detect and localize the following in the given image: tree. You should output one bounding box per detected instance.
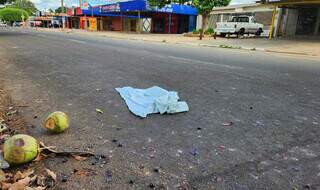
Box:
[148,0,231,40]
[8,0,37,15]
[48,8,54,13]
[0,0,11,5]
[55,6,67,14]
[194,0,231,40]
[0,8,28,25]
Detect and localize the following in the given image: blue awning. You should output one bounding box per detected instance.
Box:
[82,0,198,16]
[82,6,146,18]
[148,4,198,15]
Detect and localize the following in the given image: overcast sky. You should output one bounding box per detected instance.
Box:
[31,0,256,10]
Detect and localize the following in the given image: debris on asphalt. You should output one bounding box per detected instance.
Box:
[176,149,183,156]
[189,148,199,156]
[44,168,57,183]
[105,170,112,183]
[153,168,160,173]
[218,145,226,150]
[72,155,89,161]
[73,168,97,177]
[38,141,95,158]
[0,168,57,190]
[222,122,233,127]
[44,111,69,133]
[91,154,109,166]
[5,110,17,117]
[1,169,36,190]
[115,86,189,118]
[95,108,104,114]
[3,134,39,165]
[149,183,156,189]
[60,173,69,182]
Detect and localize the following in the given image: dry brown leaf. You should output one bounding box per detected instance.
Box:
[12,171,23,182]
[36,175,46,187]
[26,186,46,190]
[1,182,11,190]
[72,155,88,161]
[33,187,46,190]
[13,170,34,182]
[45,168,56,182]
[7,176,31,190]
[74,168,97,177]
[0,169,7,182]
[33,153,47,162]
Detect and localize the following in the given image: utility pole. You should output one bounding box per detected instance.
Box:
[61,0,65,28]
[61,0,64,14]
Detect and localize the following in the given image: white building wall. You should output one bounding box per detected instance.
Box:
[285,8,299,36]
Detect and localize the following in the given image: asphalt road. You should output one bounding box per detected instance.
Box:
[1,28,320,190]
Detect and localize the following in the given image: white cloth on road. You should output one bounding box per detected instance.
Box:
[115,86,189,118]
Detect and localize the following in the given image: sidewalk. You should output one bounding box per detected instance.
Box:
[32,27,320,58]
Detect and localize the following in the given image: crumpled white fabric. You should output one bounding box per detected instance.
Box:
[115,86,189,118]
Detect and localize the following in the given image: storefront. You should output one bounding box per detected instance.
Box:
[260,0,320,38]
[78,0,197,33]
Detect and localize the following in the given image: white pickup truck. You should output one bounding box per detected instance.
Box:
[216,16,264,37]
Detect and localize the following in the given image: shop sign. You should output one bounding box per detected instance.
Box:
[100,3,120,13]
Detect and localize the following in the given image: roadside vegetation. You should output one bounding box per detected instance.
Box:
[0,8,28,25]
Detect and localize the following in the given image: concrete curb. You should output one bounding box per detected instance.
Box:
[30,28,319,58]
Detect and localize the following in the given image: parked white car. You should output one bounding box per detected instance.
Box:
[216,16,264,37]
[0,22,7,27]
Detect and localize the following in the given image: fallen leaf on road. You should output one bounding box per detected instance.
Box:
[96,108,104,114]
[45,168,57,182]
[2,176,31,190]
[0,170,6,182]
[72,155,88,161]
[74,168,97,177]
[13,169,34,182]
[26,187,46,190]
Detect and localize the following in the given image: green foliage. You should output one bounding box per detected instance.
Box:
[204,27,214,35]
[0,8,28,23]
[148,0,186,8]
[192,0,231,14]
[192,29,199,34]
[7,0,37,15]
[0,0,11,5]
[55,6,67,13]
[219,44,241,49]
[147,0,231,13]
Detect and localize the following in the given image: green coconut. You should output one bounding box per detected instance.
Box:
[3,134,39,165]
[44,111,69,133]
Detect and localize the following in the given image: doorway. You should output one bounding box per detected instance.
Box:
[296,7,318,35]
[153,18,165,33]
